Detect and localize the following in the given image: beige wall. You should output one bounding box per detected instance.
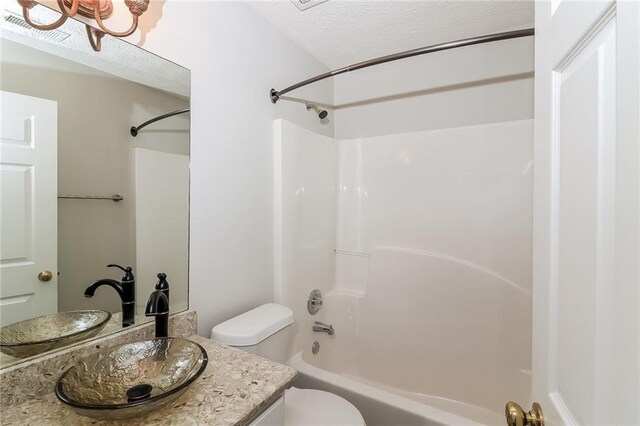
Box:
[0,38,189,315]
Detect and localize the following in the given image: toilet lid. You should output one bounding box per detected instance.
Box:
[285,387,366,426]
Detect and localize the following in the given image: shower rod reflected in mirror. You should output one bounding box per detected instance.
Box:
[130,108,190,137]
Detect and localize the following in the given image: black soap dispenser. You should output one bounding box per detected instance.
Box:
[155,273,169,305]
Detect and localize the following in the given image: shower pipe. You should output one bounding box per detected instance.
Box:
[269,28,534,104]
[130,108,190,137]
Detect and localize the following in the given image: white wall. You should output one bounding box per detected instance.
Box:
[125,1,335,335]
[333,37,533,139]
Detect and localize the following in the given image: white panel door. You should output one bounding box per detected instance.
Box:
[0,91,57,326]
[533,1,639,424]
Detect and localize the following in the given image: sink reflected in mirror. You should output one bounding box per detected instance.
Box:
[55,337,208,420]
[0,310,111,358]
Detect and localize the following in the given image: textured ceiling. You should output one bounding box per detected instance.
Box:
[247,0,534,69]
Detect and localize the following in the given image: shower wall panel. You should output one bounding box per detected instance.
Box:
[275,117,533,415]
[335,119,533,296]
[274,119,337,351]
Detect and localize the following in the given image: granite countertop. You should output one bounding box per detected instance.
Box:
[0,334,296,426]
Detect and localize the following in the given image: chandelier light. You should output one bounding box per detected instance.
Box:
[17,0,149,51]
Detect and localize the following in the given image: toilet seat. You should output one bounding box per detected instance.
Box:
[284,387,366,426]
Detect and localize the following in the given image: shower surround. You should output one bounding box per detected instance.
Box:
[274,118,532,425]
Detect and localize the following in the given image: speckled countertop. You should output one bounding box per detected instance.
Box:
[0,334,296,425]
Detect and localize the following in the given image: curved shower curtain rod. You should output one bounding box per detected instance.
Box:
[270,28,534,104]
[130,108,190,137]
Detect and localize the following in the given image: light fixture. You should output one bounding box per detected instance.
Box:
[16,0,149,52]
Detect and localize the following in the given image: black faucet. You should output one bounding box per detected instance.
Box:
[85,264,135,327]
[145,273,170,338]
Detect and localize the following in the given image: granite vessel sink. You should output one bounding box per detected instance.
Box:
[0,310,111,358]
[55,337,208,420]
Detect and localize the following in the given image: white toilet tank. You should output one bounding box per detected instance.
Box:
[211,303,294,364]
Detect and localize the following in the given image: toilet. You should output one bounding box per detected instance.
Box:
[211,303,366,426]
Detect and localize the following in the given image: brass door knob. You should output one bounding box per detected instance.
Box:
[505,401,544,426]
[38,270,53,282]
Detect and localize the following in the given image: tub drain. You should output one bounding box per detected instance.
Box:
[312,341,320,355]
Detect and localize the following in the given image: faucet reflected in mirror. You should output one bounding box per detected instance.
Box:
[84,265,136,327]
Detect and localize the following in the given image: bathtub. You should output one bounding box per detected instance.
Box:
[289,351,489,426]
[284,249,531,426]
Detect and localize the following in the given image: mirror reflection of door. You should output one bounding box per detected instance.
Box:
[0,90,58,326]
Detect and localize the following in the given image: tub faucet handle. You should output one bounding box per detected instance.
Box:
[308,289,323,315]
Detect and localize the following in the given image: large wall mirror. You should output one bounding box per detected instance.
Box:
[0,2,190,368]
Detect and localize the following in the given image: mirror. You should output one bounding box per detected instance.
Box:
[0,2,190,368]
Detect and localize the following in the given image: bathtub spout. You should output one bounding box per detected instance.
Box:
[313,321,334,336]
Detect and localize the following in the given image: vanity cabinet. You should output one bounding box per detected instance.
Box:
[249,396,285,426]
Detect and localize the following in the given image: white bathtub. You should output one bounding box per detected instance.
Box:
[289,351,490,426]
[284,249,531,426]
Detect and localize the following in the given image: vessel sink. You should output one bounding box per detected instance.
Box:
[55,337,208,420]
[0,310,111,358]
